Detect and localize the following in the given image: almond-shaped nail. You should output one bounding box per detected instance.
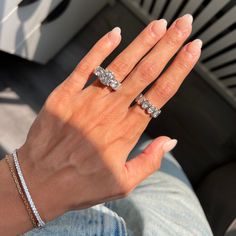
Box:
[151,19,167,36]
[162,139,178,153]
[175,14,193,31]
[108,27,121,43]
[186,39,203,55]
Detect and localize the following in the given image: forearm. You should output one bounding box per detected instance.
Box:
[0,157,33,235]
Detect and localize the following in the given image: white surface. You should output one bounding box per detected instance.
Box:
[0,0,63,53]
[0,0,22,22]
[15,0,108,63]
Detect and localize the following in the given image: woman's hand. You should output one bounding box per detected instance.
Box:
[16,14,201,224]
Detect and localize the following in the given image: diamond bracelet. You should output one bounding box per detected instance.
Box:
[12,150,45,227]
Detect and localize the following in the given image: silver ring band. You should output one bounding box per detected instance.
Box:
[135,94,161,118]
[94,66,121,90]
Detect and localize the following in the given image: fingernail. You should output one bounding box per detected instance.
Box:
[162,139,178,153]
[151,19,167,36]
[175,14,193,31]
[108,27,121,43]
[186,39,203,55]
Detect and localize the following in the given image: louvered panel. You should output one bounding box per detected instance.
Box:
[198,6,236,44]
[222,77,236,87]
[214,64,236,77]
[205,48,236,69]
[143,0,153,12]
[201,30,236,60]
[179,0,205,16]
[151,0,167,19]
[191,0,231,36]
[162,0,183,22]
[130,0,140,6]
[230,87,236,95]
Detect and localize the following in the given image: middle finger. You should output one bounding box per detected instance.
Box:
[116,14,193,104]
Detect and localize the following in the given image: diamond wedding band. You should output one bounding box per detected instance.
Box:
[135,94,161,118]
[94,66,121,90]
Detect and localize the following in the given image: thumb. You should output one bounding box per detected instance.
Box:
[125,136,177,188]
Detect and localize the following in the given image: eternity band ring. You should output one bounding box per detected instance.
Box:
[135,94,161,118]
[94,66,121,91]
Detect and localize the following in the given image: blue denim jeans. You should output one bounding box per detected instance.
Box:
[24,134,213,236]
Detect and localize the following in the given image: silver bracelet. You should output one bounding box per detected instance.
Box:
[12,149,45,227]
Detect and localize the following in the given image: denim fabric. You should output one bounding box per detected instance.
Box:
[25,205,127,236]
[24,134,213,236]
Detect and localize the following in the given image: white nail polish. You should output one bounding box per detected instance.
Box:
[111,27,121,35]
[162,139,178,153]
[108,27,121,43]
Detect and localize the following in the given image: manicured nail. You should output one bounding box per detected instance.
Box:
[186,39,203,55]
[108,27,121,43]
[162,139,178,153]
[175,14,193,31]
[151,19,167,36]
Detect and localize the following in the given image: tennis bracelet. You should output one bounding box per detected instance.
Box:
[6,150,45,228]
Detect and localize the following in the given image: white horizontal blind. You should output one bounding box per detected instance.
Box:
[121,0,236,108]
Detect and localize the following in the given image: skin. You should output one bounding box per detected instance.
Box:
[0,14,202,235]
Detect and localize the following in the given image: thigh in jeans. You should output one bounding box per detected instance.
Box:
[105,134,213,236]
[24,204,127,236]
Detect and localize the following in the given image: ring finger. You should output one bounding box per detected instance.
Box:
[126,39,202,135]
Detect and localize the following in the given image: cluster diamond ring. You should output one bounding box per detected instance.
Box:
[135,94,161,118]
[94,66,121,91]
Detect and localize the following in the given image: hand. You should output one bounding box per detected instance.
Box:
[17,14,201,223]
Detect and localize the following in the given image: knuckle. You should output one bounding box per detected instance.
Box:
[165,32,182,48]
[139,33,156,47]
[138,61,156,83]
[156,80,176,100]
[175,58,190,70]
[76,60,90,76]
[45,88,66,109]
[110,58,130,77]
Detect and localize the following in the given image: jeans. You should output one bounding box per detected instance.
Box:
[24,134,213,236]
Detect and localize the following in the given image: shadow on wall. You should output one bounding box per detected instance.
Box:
[15,0,42,59]
[13,0,108,64]
[15,0,57,60]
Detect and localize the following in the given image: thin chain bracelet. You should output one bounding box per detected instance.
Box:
[12,150,45,227]
[5,155,38,228]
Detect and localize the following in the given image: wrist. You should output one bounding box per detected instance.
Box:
[17,145,71,222]
[0,156,33,235]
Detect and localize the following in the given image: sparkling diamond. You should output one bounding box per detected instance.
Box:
[135,94,144,104]
[109,79,120,90]
[152,109,161,118]
[106,71,114,80]
[147,105,155,114]
[100,77,109,85]
[94,66,103,77]
[141,100,149,109]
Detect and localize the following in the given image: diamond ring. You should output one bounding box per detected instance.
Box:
[94,66,121,91]
[135,94,161,118]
